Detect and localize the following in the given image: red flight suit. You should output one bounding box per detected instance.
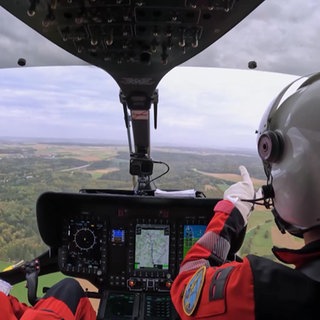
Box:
[0,278,96,320]
[171,200,320,319]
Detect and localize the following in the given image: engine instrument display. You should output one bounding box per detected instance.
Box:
[183,225,206,258]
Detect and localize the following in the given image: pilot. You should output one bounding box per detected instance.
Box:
[170,72,320,319]
[0,277,96,319]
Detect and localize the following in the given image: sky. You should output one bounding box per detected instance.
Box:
[0,66,297,150]
[0,1,318,151]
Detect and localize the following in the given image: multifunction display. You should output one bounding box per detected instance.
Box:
[183,225,206,258]
[59,215,107,277]
[134,224,170,271]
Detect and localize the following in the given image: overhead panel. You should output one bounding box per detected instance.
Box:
[0,0,264,97]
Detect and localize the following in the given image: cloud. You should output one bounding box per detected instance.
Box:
[0,66,298,149]
[154,67,298,148]
[184,0,320,76]
[0,66,126,141]
[0,7,84,68]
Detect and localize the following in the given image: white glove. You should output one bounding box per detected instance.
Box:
[223,165,254,225]
[0,279,12,295]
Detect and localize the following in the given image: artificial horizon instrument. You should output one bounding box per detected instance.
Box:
[0,1,264,319]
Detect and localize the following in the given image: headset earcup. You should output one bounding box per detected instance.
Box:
[257,131,283,163]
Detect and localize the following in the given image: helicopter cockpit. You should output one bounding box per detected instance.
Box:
[0,1,265,319]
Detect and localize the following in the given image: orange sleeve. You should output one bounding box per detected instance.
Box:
[171,200,254,319]
[171,258,255,319]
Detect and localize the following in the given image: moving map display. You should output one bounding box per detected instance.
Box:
[134,224,170,270]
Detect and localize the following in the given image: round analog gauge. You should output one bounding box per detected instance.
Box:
[74,228,96,250]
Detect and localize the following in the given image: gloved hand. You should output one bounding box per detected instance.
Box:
[223,165,254,225]
[0,279,12,295]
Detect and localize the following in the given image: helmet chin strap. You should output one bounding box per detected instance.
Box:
[241,183,305,238]
[240,185,288,235]
[241,184,275,209]
[271,207,287,234]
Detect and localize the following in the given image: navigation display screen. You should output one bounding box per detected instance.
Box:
[183,225,206,257]
[134,224,170,270]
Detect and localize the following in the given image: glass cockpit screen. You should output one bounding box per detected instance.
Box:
[134,224,169,270]
[183,225,206,257]
[65,218,106,270]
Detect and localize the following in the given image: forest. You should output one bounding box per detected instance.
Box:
[0,139,301,264]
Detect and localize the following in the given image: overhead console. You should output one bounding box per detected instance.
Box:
[0,0,264,97]
[36,191,218,319]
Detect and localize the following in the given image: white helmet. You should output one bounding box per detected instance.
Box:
[257,72,320,236]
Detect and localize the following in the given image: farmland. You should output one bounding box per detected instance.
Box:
[0,139,303,302]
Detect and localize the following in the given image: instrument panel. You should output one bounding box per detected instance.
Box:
[37,191,218,290]
[36,191,218,319]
